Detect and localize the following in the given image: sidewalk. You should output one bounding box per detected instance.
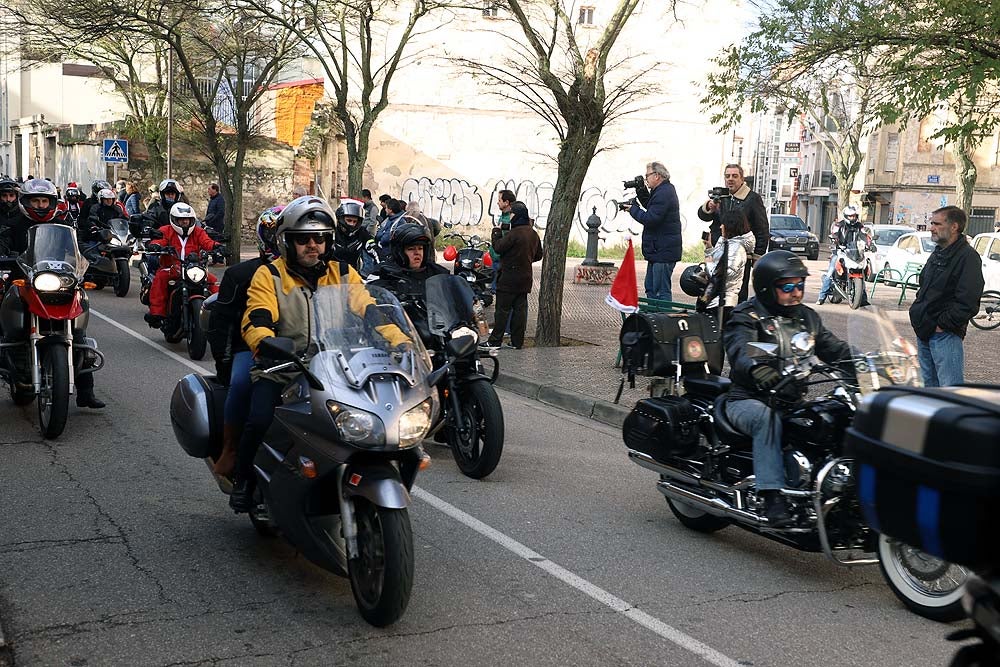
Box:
[491,257,1000,427]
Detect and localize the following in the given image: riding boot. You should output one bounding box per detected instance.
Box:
[229,430,258,513]
[762,490,793,528]
[75,372,106,409]
[212,423,240,478]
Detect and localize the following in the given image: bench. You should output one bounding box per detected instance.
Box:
[869,261,922,305]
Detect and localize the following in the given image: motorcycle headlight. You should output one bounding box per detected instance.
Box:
[109,237,125,246]
[327,401,386,446]
[399,398,433,447]
[450,326,478,341]
[185,266,207,282]
[33,272,63,291]
[460,258,473,268]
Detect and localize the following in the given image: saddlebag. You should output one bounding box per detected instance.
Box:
[845,385,1000,570]
[170,373,226,459]
[622,396,702,460]
[619,311,722,377]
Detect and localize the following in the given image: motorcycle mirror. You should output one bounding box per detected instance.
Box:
[746,342,778,358]
[427,363,451,387]
[258,336,297,361]
[445,334,477,358]
[98,229,113,242]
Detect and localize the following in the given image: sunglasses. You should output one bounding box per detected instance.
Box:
[776,281,806,293]
[291,233,327,245]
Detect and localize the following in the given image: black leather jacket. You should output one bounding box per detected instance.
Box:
[909,235,984,341]
[724,297,852,402]
[369,260,449,345]
[207,257,268,382]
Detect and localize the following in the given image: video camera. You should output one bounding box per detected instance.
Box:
[617,175,651,211]
[708,186,731,201]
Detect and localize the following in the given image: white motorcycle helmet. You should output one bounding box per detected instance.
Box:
[169,202,198,238]
[842,205,860,223]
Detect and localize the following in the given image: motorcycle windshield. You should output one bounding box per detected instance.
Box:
[309,284,431,388]
[21,224,87,277]
[424,274,475,335]
[108,218,130,239]
[847,306,922,394]
[843,227,866,262]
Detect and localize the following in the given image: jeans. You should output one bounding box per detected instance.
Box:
[223,351,254,424]
[817,256,836,301]
[725,398,785,490]
[645,261,676,302]
[235,378,285,482]
[917,331,965,387]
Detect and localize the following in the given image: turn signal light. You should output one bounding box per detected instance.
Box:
[299,456,317,479]
[11,279,25,287]
[83,282,97,290]
[418,452,432,470]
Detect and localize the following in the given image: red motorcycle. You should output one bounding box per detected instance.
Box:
[0,224,104,438]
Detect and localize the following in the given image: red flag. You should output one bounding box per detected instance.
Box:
[605,238,639,313]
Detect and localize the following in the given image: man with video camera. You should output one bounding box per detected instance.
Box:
[697,163,769,301]
[623,162,682,302]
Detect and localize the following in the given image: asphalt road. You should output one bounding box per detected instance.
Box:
[0,277,967,666]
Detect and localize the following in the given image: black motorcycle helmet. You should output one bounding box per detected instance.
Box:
[752,250,810,313]
[336,201,364,238]
[679,264,711,297]
[91,179,112,198]
[0,178,19,215]
[390,220,432,270]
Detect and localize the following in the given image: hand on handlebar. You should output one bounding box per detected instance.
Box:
[750,364,782,391]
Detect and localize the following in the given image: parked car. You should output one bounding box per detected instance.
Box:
[864,224,915,281]
[767,214,820,260]
[875,230,935,279]
[972,232,1000,293]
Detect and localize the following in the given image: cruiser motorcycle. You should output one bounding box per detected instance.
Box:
[82,217,134,297]
[441,229,494,307]
[0,224,104,438]
[143,245,221,361]
[170,284,437,627]
[621,307,969,621]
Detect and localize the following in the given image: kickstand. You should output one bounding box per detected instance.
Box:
[614,376,625,404]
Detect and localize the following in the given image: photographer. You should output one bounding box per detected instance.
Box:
[697,164,769,301]
[625,162,682,302]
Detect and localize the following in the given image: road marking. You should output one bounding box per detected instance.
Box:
[92,310,738,666]
[412,487,740,667]
[90,309,208,374]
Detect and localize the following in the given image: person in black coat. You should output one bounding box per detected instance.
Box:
[698,164,770,301]
[908,206,984,387]
[203,183,225,234]
[483,202,543,349]
[628,161,682,302]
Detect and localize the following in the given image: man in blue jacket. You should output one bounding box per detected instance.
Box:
[628,162,682,301]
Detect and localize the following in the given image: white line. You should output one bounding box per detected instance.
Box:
[90,309,208,374]
[412,486,740,667]
[93,308,738,666]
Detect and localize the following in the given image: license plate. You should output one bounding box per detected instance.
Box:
[791,246,805,251]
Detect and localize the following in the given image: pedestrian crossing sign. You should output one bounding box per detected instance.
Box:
[102,139,129,164]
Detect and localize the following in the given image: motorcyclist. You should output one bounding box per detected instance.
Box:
[816,205,867,305]
[722,250,852,527]
[231,195,412,512]
[332,200,375,272]
[79,179,113,223]
[0,179,25,256]
[143,202,223,328]
[61,183,86,223]
[5,179,105,408]
[144,179,184,229]
[369,220,450,342]
[205,206,283,480]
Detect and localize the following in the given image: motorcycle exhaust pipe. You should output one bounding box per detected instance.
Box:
[656,480,767,527]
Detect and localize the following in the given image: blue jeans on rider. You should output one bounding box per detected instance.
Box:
[817,256,836,301]
[236,377,285,481]
[725,398,785,491]
[223,351,254,425]
[917,331,965,387]
[645,261,676,302]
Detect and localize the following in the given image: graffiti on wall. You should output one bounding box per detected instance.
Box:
[400,177,484,227]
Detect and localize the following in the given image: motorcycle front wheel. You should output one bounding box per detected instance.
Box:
[447,379,504,479]
[38,344,69,439]
[187,299,207,360]
[348,499,414,627]
[877,534,968,621]
[848,276,866,309]
[114,258,131,297]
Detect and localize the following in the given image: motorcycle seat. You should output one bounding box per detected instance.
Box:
[712,396,753,448]
[684,375,731,399]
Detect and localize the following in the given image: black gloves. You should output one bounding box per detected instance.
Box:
[750,364,782,391]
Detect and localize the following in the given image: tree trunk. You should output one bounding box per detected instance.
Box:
[952,134,977,214]
[347,125,370,196]
[535,128,601,347]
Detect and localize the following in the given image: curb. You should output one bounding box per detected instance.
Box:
[495,371,631,428]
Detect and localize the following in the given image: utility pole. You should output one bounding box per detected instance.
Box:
[166,45,173,178]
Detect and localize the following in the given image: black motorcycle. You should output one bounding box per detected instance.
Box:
[620,307,969,621]
[171,284,436,626]
[82,217,134,297]
[144,245,219,361]
[441,230,494,307]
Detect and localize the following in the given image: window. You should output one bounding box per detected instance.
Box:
[974,236,991,256]
[578,6,594,25]
[482,1,499,18]
[969,207,997,236]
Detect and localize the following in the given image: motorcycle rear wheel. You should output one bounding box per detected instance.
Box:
[187,300,207,360]
[114,258,131,297]
[877,534,967,622]
[348,499,413,627]
[666,497,729,533]
[447,379,504,479]
[38,345,69,439]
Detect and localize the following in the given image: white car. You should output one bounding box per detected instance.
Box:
[972,232,1000,293]
[866,224,915,270]
[876,231,936,279]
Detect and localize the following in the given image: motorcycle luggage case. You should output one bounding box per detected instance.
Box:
[619,311,722,377]
[170,373,226,459]
[845,386,1000,570]
[622,396,701,460]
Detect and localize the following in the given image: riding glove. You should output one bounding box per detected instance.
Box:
[750,364,782,391]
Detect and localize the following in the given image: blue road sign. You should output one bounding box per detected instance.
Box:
[102,139,129,164]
